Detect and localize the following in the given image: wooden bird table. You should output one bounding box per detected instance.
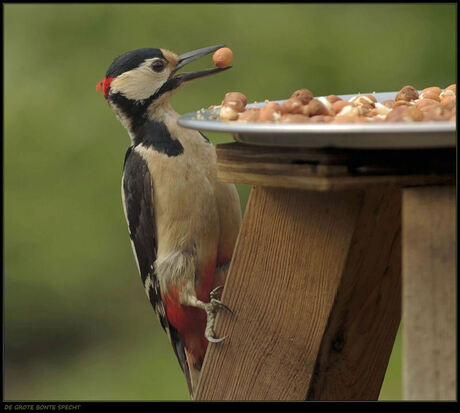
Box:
[195,142,456,401]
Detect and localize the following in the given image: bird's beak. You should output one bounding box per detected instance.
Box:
[172,44,231,83]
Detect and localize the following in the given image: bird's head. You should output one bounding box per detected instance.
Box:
[97,45,230,131]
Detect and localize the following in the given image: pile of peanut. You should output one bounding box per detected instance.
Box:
[218,85,456,123]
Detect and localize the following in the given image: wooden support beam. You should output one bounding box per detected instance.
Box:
[215,143,455,191]
[196,184,401,400]
[402,185,456,400]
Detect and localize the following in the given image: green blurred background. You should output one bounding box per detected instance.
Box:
[4,3,456,401]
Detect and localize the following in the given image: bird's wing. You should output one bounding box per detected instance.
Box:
[122,146,192,392]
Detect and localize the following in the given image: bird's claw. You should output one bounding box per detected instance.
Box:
[205,285,232,343]
[207,335,226,343]
[209,285,224,300]
[211,298,233,314]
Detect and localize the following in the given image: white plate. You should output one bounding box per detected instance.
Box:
[177,91,456,149]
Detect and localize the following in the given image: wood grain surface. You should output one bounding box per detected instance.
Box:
[402,186,456,400]
[307,185,401,400]
[215,143,455,191]
[196,185,401,400]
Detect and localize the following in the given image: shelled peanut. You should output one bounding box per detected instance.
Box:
[212,47,233,68]
[218,84,456,123]
[219,92,247,120]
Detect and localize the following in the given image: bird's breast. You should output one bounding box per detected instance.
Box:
[135,136,221,273]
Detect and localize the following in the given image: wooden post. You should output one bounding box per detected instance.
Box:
[402,185,456,400]
[196,185,401,400]
[194,143,455,400]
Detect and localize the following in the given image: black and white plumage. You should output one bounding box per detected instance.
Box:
[98,45,241,396]
[122,146,191,388]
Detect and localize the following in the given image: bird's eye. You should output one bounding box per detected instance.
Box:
[151,60,166,72]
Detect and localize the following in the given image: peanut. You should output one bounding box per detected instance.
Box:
[290,89,314,105]
[279,113,310,123]
[332,100,352,115]
[440,96,456,111]
[327,95,342,104]
[217,85,455,124]
[386,106,423,122]
[382,100,396,108]
[420,87,442,98]
[415,98,439,110]
[213,47,233,68]
[331,116,358,123]
[445,84,456,94]
[308,99,330,116]
[396,85,419,102]
[281,98,304,114]
[223,92,247,107]
[420,91,441,102]
[258,102,282,122]
[238,108,260,122]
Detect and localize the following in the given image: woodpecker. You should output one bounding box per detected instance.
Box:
[97,45,242,395]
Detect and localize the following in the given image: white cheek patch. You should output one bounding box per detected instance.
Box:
[110,63,171,100]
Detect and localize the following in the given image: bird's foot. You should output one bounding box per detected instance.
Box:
[204,286,232,343]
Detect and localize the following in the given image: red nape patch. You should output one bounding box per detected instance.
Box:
[95,76,115,100]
